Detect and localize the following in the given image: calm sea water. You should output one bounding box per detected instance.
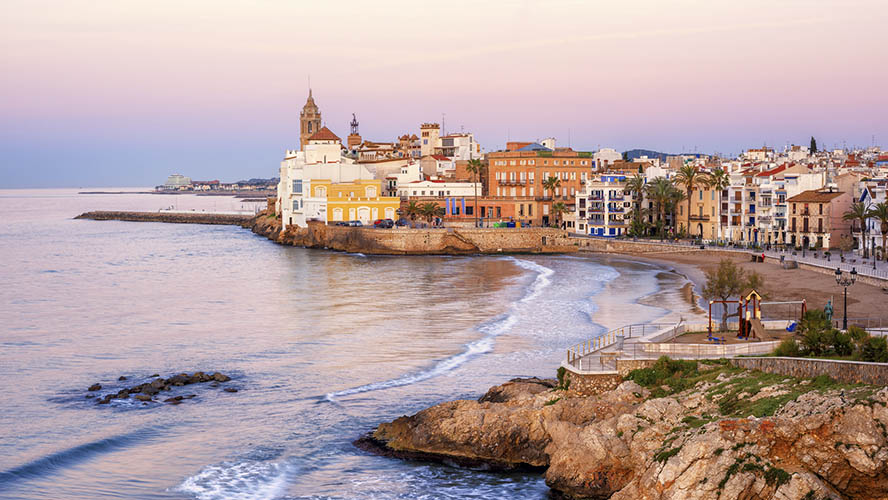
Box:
[0,189,696,500]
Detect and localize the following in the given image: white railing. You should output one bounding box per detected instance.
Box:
[566,322,680,367]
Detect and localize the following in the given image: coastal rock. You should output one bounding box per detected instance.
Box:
[118,376,127,381]
[478,377,555,403]
[223,387,238,393]
[363,372,888,499]
[86,371,234,408]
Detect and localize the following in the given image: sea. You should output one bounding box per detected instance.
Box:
[0,189,701,500]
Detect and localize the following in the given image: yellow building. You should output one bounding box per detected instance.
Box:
[309,179,401,224]
[678,183,721,240]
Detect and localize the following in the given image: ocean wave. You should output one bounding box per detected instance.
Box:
[323,258,553,401]
[0,430,152,488]
[176,460,292,500]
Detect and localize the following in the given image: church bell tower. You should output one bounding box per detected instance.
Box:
[300,89,322,151]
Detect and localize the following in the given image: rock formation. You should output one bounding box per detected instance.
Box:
[359,365,888,499]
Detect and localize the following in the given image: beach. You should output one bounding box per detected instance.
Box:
[634,250,888,322]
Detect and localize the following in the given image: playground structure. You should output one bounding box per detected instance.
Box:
[708,290,806,341]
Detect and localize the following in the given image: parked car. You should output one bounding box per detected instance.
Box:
[334,221,349,226]
[395,218,410,227]
[347,220,363,227]
[373,218,394,229]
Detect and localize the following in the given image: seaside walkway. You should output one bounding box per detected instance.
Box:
[564,321,783,374]
[575,236,888,282]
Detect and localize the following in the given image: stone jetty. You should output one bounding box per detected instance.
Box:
[75,211,253,226]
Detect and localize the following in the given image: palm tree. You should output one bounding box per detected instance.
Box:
[667,187,687,236]
[542,175,561,200]
[867,202,888,261]
[673,164,707,236]
[843,202,871,258]
[465,159,484,228]
[551,201,568,228]
[624,173,645,225]
[404,200,421,223]
[705,167,730,241]
[645,177,673,237]
[420,202,444,224]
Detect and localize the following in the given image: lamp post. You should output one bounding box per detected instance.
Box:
[834,267,857,330]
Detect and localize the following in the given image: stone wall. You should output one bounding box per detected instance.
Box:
[570,237,704,254]
[731,357,888,385]
[615,358,658,377]
[565,371,623,397]
[253,215,578,255]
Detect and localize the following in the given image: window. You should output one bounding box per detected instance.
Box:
[366,187,377,197]
[528,204,533,216]
[530,187,535,197]
[699,191,703,200]
[385,207,395,219]
[315,186,326,197]
[293,180,302,194]
[554,160,560,165]
[466,206,473,215]
[529,160,535,165]
[818,204,823,215]
[519,205,524,216]
[292,200,299,211]
[496,207,501,217]
[333,208,343,221]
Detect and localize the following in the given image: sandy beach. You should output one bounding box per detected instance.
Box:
[633,250,888,324]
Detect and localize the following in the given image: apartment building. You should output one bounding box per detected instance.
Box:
[786,189,852,250]
[574,175,633,237]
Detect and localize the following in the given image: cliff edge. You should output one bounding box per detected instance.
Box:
[358,360,888,500]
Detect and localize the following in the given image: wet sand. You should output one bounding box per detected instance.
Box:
[635,251,888,321]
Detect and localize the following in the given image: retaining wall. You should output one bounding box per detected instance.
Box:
[256,217,578,255]
[731,357,888,386]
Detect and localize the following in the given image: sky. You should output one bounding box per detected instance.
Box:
[2,0,887,188]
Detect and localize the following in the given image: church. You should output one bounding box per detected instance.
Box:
[276,90,401,229]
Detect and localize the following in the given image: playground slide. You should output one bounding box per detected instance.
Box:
[749,318,766,339]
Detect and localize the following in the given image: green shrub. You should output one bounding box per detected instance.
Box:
[847,325,868,342]
[626,356,699,390]
[860,336,888,363]
[773,338,801,357]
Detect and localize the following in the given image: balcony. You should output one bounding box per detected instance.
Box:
[689,215,709,221]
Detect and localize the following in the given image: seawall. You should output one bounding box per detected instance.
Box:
[250,213,578,255]
[75,211,253,225]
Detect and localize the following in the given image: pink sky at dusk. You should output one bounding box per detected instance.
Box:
[2,0,886,187]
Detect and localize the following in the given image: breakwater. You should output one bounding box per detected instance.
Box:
[250,213,578,255]
[75,211,253,225]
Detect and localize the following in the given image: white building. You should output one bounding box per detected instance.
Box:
[163,174,192,189]
[277,127,375,229]
[397,179,480,199]
[574,174,633,237]
[418,123,483,161]
[593,148,622,169]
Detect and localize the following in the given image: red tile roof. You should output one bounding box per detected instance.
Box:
[308,126,340,142]
[787,189,844,203]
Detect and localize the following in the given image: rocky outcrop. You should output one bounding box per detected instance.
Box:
[88,371,235,406]
[249,212,578,255]
[360,370,888,499]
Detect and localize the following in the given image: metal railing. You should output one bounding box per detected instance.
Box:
[566,322,679,367]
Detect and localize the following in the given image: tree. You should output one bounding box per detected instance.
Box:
[673,165,708,236]
[542,175,561,200]
[867,202,888,261]
[702,259,765,331]
[551,201,568,228]
[628,207,651,237]
[843,202,871,258]
[705,167,731,241]
[465,159,484,228]
[624,173,646,227]
[403,201,421,223]
[667,187,686,236]
[810,136,817,154]
[645,177,673,237]
[420,202,444,224]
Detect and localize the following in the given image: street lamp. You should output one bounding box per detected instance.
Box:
[834,267,857,330]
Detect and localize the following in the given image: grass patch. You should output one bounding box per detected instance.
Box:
[654,446,682,463]
[544,397,561,406]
